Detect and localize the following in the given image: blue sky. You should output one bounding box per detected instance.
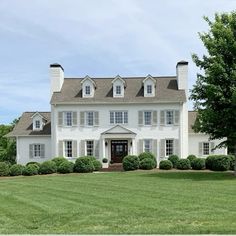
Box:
[0,0,235,124]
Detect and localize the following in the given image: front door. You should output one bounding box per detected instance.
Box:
[111,140,128,163]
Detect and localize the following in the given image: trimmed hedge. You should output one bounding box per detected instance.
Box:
[26,162,41,167]
[187,155,197,166]
[0,162,10,176]
[159,160,173,170]
[93,160,102,171]
[39,161,57,174]
[138,152,157,168]
[9,164,23,176]
[74,157,94,173]
[176,159,191,170]
[191,158,205,170]
[168,155,179,168]
[57,161,74,174]
[205,155,217,170]
[206,155,231,171]
[228,155,235,171]
[52,157,67,168]
[139,158,156,170]
[122,155,139,171]
[22,164,38,176]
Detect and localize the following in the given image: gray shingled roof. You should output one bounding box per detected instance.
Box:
[6,112,51,137]
[188,111,197,133]
[51,77,186,104]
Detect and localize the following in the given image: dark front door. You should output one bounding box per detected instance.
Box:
[111,140,128,163]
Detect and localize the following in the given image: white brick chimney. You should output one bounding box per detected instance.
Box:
[176,61,188,94]
[50,63,64,96]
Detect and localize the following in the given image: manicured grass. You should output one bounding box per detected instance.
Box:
[0,171,235,234]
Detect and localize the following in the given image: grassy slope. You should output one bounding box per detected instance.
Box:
[0,171,235,234]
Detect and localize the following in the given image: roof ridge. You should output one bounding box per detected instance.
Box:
[64,76,177,79]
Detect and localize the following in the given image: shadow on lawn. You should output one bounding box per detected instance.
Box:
[141,171,236,181]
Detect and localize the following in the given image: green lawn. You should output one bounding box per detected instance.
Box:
[0,171,235,234]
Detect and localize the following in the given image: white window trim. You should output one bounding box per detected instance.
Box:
[86,140,94,156]
[32,144,42,158]
[85,85,91,95]
[202,142,210,156]
[143,139,152,153]
[143,111,152,126]
[85,111,94,127]
[146,84,153,94]
[64,140,73,158]
[109,111,128,125]
[63,111,73,127]
[165,139,174,157]
[165,110,174,126]
[115,85,122,96]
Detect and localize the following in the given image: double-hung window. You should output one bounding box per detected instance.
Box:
[85,85,91,95]
[86,112,94,126]
[144,139,152,152]
[86,140,94,156]
[35,120,40,129]
[116,85,121,95]
[165,139,174,156]
[30,143,45,158]
[64,112,72,126]
[203,142,210,155]
[147,85,152,94]
[144,111,152,125]
[65,141,72,158]
[166,110,174,125]
[110,111,128,124]
[34,144,41,157]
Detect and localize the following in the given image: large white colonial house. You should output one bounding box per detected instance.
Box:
[7,61,227,165]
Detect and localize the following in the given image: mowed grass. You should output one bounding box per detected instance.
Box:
[0,171,235,234]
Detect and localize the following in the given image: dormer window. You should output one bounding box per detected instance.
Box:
[85,85,91,95]
[143,75,156,97]
[147,85,152,94]
[35,120,41,129]
[31,112,46,131]
[112,75,126,98]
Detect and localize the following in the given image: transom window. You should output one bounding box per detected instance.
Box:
[85,85,91,95]
[35,120,40,129]
[166,111,174,125]
[86,140,94,156]
[144,139,152,152]
[34,144,41,157]
[147,85,152,94]
[64,112,72,126]
[65,141,72,157]
[166,139,174,156]
[144,111,152,125]
[116,85,121,95]
[110,111,128,124]
[203,142,210,155]
[86,112,94,126]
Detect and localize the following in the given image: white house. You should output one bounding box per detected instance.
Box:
[7,61,227,165]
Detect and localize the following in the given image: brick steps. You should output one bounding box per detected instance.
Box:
[101,163,123,172]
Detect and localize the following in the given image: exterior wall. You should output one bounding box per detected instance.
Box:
[188,133,227,157]
[16,136,51,165]
[51,102,183,163]
[180,101,188,158]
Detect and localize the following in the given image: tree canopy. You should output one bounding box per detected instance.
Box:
[190,12,236,153]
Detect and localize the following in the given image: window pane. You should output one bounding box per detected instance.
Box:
[86,140,94,156]
[115,112,123,123]
[110,112,114,124]
[166,140,173,156]
[166,111,174,125]
[147,85,152,94]
[144,140,151,152]
[124,112,128,124]
[116,86,121,95]
[87,112,94,126]
[85,86,91,95]
[34,144,41,157]
[203,142,210,155]
[65,112,72,126]
[144,111,152,125]
[35,120,40,129]
[65,141,72,157]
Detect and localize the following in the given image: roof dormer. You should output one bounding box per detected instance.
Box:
[112,75,126,98]
[31,112,46,131]
[143,75,156,97]
[81,76,96,98]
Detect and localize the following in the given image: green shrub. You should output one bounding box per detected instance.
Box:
[57,161,74,174]
[22,164,38,176]
[228,155,235,171]
[39,161,57,174]
[0,162,10,176]
[191,158,205,170]
[9,164,23,176]
[102,158,108,163]
[205,155,217,169]
[52,157,67,167]
[159,160,173,170]
[168,155,179,168]
[26,162,41,167]
[93,160,102,171]
[74,157,94,173]
[138,152,157,167]
[122,155,139,171]
[139,158,156,170]
[176,159,191,170]
[187,155,197,166]
[211,155,230,171]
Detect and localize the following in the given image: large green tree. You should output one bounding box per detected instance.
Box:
[190,12,236,174]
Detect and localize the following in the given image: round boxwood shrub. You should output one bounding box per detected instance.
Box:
[168,155,179,168]
[26,162,41,167]
[176,159,191,170]
[191,158,205,170]
[0,162,10,176]
[138,152,157,168]
[57,160,74,174]
[139,158,156,170]
[228,155,235,171]
[39,161,57,174]
[88,156,102,171]
[211,155,230,171]
[187,155,197,166]
[74,157,94,173]
[159,160,173,170]
[122,155,139,171]
[205,155,217,169]
[9,164,24,176]
[22,164,38,176]
[102,158,108,163]
[52,157,67,168]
